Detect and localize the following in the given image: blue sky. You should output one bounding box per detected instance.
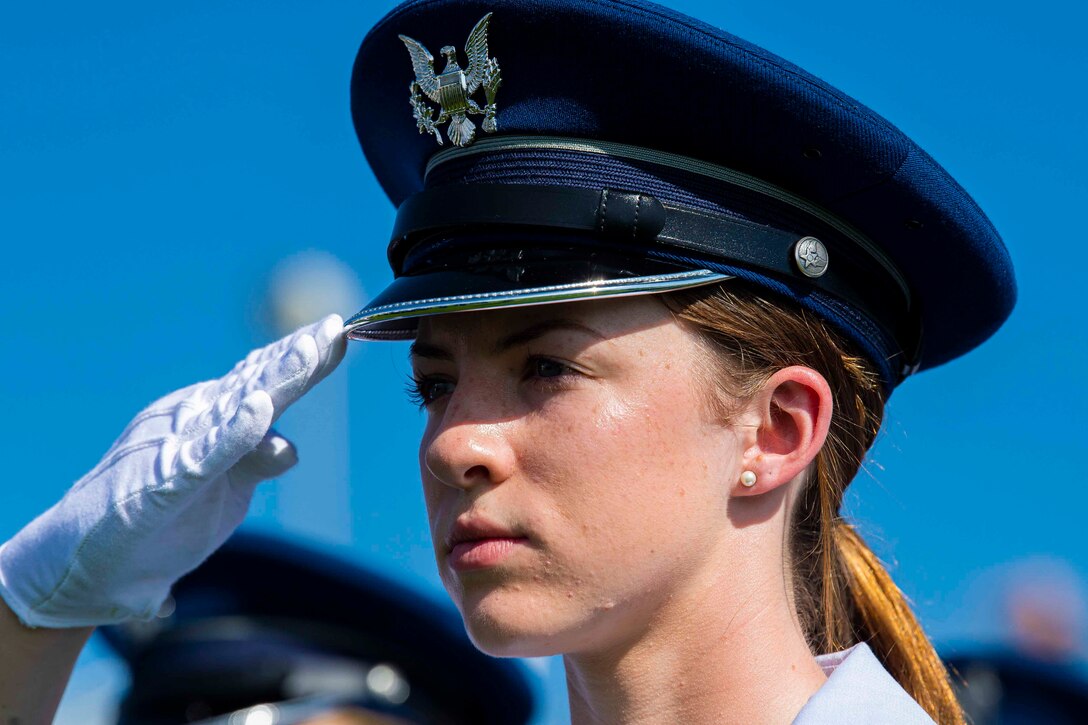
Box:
[2,1,1086,722]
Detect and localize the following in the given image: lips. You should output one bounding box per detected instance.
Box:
[445,516,528,571]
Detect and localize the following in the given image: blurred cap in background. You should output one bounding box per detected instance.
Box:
[943,557,1088,724]
[100,531,536,725]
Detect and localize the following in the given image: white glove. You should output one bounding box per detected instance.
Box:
[0,315,347,628]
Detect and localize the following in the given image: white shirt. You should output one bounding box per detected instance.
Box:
[792,643,937,724]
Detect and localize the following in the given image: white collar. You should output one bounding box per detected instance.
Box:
[792,642,935,724]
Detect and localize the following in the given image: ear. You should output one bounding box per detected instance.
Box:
[733,366,833,497]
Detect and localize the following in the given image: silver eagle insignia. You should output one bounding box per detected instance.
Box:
[399,12,502,147]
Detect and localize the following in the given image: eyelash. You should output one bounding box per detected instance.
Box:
[404,374,452,409]
[406,356,578,409]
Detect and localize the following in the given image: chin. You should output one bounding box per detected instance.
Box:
[462,613,572,658]
[452,584,581,658]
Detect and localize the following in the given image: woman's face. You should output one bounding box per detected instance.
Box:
[410,296,745,657]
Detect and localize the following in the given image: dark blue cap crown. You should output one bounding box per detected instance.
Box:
[348,0,1016,386]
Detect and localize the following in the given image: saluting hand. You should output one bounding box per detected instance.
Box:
[0,315,346,628]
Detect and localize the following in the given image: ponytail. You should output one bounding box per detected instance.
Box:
[832,523,964,724]
[663,285,964,724]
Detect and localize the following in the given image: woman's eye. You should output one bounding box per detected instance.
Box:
[406,375,455,408]
[528,356,572,380]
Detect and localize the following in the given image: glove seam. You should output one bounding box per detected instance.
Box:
[107,399,198,442]
[96,384,209,459]
[74,437,169,487]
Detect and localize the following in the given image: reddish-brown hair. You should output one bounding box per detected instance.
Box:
[664,284,963,725]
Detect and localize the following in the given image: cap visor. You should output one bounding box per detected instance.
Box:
[345,267,729,340]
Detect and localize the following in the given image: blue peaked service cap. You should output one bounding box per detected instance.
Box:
[345,0,1016,387]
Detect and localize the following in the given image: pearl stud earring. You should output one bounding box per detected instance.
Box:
[740,470,757,488]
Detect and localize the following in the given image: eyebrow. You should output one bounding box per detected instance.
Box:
[494,319,605,353]
[408,340,453,361]
[408,318,605,361]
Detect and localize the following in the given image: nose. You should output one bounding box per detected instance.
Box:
[422,399,516,491]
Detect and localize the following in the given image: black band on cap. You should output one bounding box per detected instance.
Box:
[389,183,922,370]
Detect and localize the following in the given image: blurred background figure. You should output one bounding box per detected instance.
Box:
[258,250,366,546]
[943,557,1088,724]
[99,531,536,725]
